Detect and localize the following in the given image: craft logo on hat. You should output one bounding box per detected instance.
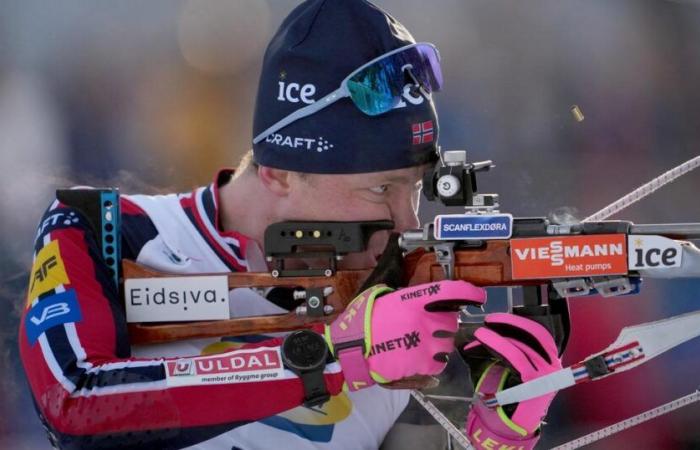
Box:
[264,133,335,153]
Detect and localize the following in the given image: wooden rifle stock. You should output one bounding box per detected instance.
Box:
[404,241,535,286]
[124,260,370,344]
[124,241,536,345]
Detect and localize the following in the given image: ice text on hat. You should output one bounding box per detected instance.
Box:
[277,81,317,104]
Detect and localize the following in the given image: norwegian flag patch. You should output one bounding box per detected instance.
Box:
[412,120,434,145]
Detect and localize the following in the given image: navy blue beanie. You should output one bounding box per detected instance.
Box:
[252,0,439,174]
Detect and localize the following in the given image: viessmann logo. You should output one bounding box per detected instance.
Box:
[510,234,628,279]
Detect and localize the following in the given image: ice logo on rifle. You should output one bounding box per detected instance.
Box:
[433,213,513,240]
[628,235,682,269]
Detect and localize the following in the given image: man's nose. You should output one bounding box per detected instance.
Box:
[391,200,420,233]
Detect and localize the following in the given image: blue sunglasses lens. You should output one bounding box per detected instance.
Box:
[346,44,442,116]
[346,62,402,116]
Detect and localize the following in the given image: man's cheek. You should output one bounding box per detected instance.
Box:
[337,250,379,271]
[367,230,391,254]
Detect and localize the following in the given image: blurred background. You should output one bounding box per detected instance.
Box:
[1,0,698,448]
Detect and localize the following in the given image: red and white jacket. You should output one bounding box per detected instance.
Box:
[19,170,409,449]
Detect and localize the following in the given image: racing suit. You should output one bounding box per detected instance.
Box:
[19,169,409,449]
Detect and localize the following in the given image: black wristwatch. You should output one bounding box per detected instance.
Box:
[281,330,331,407]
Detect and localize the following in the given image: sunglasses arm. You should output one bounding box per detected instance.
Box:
[253,88,348,144]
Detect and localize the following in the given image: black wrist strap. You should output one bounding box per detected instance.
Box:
[300,369,330,407]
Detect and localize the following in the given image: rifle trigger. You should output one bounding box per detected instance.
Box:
[433,242,456,280]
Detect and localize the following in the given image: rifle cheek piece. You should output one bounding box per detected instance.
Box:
[264,220,394,278]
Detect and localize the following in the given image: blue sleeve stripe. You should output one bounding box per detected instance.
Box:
[43,319,167,395]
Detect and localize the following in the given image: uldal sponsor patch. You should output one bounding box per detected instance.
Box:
[165,347,284,387]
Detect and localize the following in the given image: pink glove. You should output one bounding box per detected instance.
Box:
[462,313,562,450]
[326,281,486,391]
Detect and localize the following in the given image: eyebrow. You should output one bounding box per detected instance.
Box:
[384,175,414,183]
[368,171,423,185]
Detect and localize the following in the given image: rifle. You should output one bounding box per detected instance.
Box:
[123,151,700,351]
[124,221,700,341]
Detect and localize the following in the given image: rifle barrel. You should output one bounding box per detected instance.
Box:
[630,223,700,239]
[402,221,700,247]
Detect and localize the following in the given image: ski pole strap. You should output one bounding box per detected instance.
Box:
[572,341,645,383]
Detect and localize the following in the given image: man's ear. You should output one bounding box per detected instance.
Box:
[258,166,292,196]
